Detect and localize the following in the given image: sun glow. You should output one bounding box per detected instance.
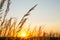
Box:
[20,32,27,37]
[18,30,30,38]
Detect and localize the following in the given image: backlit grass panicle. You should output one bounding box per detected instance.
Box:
[38,26,42,36]
[3,19,11,36]
[1,0,11,26]
[17,18,28,32]
[26,4,37,15]
[0,0,6,9]
[17,4,37,27]
[6,18,13,36]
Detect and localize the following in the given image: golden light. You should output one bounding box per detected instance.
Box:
[18,30,30,38]
[20,32,27,37]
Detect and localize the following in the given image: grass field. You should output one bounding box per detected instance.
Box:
[0,0,60,40]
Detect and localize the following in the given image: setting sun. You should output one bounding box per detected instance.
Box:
[20,32,27,37]
[18,30,30,38]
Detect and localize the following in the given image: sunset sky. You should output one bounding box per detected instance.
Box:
[6,0,60,32]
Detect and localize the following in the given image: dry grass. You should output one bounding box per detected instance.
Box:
[0,0,37,37]
[0,1,60,40]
